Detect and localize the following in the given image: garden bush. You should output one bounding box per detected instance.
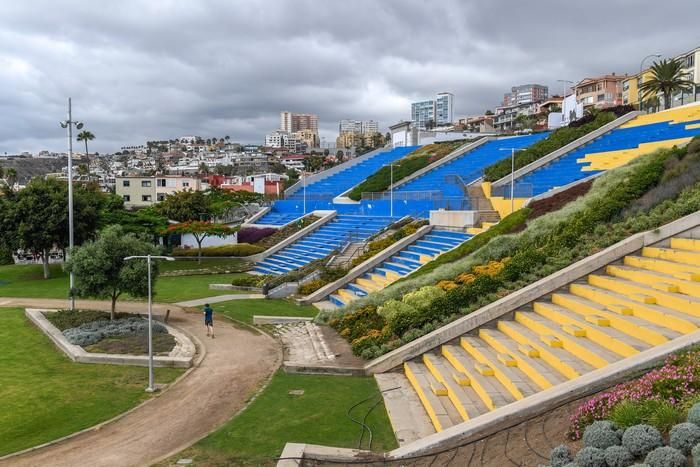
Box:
[237,226,276,244]
[230,275,264,287]
[549,444,573,467]
[644,446,686,467]
[582,421,621,449]
[669,422,700,455]
[63,317,167,347]
[350,220,426,268]
[604,445,633,467]
[402,286,445,312]
[688,402,700,426]
[46,309,130,331]
[298,279,327,296]
[172,243,264,257]
[692,443,700,467]
[574,446,606,467]
[622,425,664,458]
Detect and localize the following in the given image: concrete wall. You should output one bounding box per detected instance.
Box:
[491,111,642,188]
[429,210,479,228]
[364,210,700,374]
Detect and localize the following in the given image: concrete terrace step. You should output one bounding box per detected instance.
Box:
[388,234,700,437]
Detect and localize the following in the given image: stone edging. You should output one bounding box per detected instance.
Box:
[363,210,700,374]
[26,308,195,368]
[253,315,314,325]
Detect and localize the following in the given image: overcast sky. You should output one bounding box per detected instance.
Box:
[1,0,699,154]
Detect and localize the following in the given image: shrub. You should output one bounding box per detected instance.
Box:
[298,279,328,296]
[63,317,167,347]
[351,329,385,357]
[692,443,700,467]
[574,446,606,467]
[402,286,445,312]
[644,446,686,467]
[609,400,647,429]
[46,309,130,331]
[604,445,634,467]
[237,226,276,244]
[172,243,264,257]
[230,275,263,287]
[647,401,685,433]
[622,425,664,458]
[669,422,700,455]
[329,305,384,342]
[549,444,573,467]
[582,421,621,449]
[688,402,700,426]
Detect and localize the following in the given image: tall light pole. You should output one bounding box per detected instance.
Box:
[60,98,84,311]
[499,147,526,215]
[383,163,397,218]
[124,254,175,392]
[302,170,306,214]
[639,54,662,111]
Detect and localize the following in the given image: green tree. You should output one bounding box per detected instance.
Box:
[65,225,161,319]
[165,221,238,262]
[155,189,210,222]
[5,168,17,188]
[640,58,694,110]
[77,130,95,178]
[3,178,103,278]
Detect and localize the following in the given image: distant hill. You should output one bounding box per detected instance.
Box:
[0,157,68,183]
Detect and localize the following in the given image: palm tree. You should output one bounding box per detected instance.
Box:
[77,130,95,178]
[640,59,694,111]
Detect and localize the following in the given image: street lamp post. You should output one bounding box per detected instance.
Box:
[499,147,526,215]
[557,79,574,99]
[302,170,306,214]
[124,254,175,392]
[59,98,84,311]
[639,54,662,111]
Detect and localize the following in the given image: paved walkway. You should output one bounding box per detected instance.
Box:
[0,297,281,467]
[175,293,265,307]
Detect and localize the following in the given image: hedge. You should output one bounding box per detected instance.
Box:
[347,140,468,200]
[483,107,634,182]
[172,243,265,257]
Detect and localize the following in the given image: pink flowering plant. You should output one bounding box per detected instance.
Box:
[569,349,700,439]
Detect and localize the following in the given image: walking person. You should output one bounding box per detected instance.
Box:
[203,303,214,338]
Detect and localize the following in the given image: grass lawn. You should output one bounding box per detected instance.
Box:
[0,308,183,456]
[212,299,317,324]
[170,371,397,465]
[0,264,252,304]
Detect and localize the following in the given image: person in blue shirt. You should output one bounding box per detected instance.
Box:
[203,303,214,338]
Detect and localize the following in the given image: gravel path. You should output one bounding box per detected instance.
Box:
[0,297,282,467]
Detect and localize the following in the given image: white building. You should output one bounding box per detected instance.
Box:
[435,92,454,126]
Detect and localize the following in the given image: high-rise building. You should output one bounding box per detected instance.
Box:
[435,92,454,125]
[361,120,379,135]
[411,100,436,130]
[339,119,379,135]
[411,92,454,129]
[280,111,319,134]
[502,84,549,106]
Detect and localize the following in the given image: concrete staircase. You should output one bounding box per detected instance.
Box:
[381,236,700,441]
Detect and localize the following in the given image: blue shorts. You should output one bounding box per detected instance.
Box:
[205,318,213,326]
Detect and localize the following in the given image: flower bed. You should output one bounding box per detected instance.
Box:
[569,349,700,439]
[172,243,264,257]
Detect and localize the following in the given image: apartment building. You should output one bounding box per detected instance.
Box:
[503,84,548,106]
[280,111,319,134]
[435,92,454,125]
[623,46,700,109]
[575,73,626,109]
[116,175,204,208]
[411,92,455,130]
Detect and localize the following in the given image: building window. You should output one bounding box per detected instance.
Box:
[142,195,152,202]
[141,180,152,187]
[157,179,166,187]
[157,193,166,201]
[123,195,130,202]
[183,182,190,187]
[686,54,695,67]
[598,94,606,102]
[122,180,130,187]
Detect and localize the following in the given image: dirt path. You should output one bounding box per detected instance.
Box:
[0,297,282,467]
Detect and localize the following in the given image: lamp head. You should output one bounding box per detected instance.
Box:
[60,121,68,128]
[76,122,84,129]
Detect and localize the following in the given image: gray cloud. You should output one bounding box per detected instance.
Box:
[1,0,698,153]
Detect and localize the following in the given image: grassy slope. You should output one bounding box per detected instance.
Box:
[172,371,397,465]
[0,264,251,303]
[0,308,182,456]
[212,299,317,324]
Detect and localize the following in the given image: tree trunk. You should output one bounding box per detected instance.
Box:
[42,249,50,279]
[664,94,671,111]
[85,140,90,180]
[111,294,117,321]
[197,239,203,264]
